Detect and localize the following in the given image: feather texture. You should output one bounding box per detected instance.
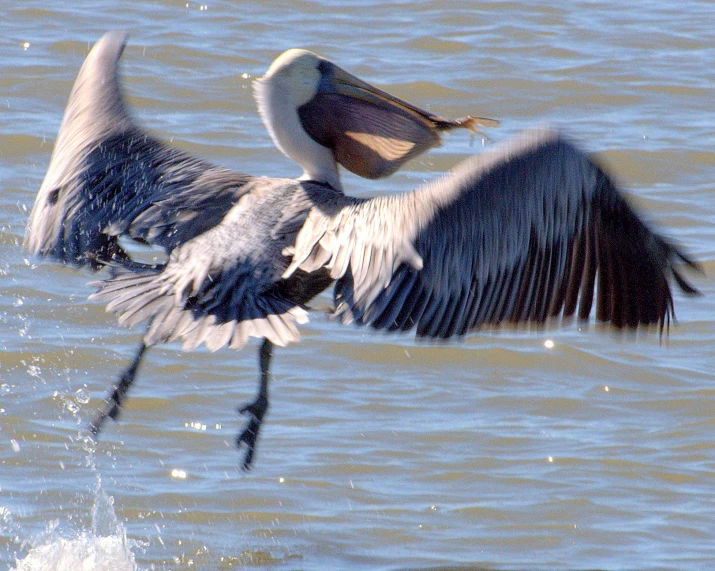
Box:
[24,31,253,267]
[285,129,699,336]
[26,32,699,358]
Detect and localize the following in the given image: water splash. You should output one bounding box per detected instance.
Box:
[10,455,139,571]
[11,532,136,571]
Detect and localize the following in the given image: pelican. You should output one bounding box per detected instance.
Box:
[25,32,698,469]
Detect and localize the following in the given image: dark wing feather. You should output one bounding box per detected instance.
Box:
[285,128,699,337]
[24,31,253,268]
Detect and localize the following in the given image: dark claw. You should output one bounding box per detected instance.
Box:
[236,395,269,470]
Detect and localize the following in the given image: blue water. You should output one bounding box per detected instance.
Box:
[1,1,714,570]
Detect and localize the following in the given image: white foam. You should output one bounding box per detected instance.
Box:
[12,532,137,571]
[11,474,139,571]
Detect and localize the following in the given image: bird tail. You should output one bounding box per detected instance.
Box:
[90,267,309,352]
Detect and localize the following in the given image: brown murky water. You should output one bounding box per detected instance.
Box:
[1,1,713,569]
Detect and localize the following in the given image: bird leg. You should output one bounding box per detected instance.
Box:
[88,341,147,436]
[236,338,273,470]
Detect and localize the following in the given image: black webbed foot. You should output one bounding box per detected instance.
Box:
[236,394,269,470]
[236,339,273,470]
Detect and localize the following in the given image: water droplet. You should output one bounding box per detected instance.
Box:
[27,365,41,378]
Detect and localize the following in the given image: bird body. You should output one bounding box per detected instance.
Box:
[93,177,342,352]
[24,31,698,468]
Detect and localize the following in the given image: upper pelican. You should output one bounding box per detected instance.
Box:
[24,32,698,469]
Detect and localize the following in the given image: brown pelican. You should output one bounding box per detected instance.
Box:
[25,32,698,469]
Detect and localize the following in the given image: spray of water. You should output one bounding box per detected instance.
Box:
[9,416,139,570]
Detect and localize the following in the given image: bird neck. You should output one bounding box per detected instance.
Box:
[254,78,343,191]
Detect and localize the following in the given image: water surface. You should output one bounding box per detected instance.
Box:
[1,1,714,569]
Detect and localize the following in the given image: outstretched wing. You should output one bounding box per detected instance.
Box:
[24,31,253,268]
[285,128,699,337]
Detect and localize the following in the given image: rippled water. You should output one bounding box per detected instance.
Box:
[1,1,714,570]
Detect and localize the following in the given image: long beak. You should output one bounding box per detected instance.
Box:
[298,60,499,179]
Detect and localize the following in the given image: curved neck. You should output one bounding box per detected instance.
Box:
[254,79,342,191]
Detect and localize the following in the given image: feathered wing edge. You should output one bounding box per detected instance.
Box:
[284,128,700,337]
[24,31,132,264]
[24,31,253,267]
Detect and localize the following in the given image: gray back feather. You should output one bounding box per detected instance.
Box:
[91,179,342,350]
